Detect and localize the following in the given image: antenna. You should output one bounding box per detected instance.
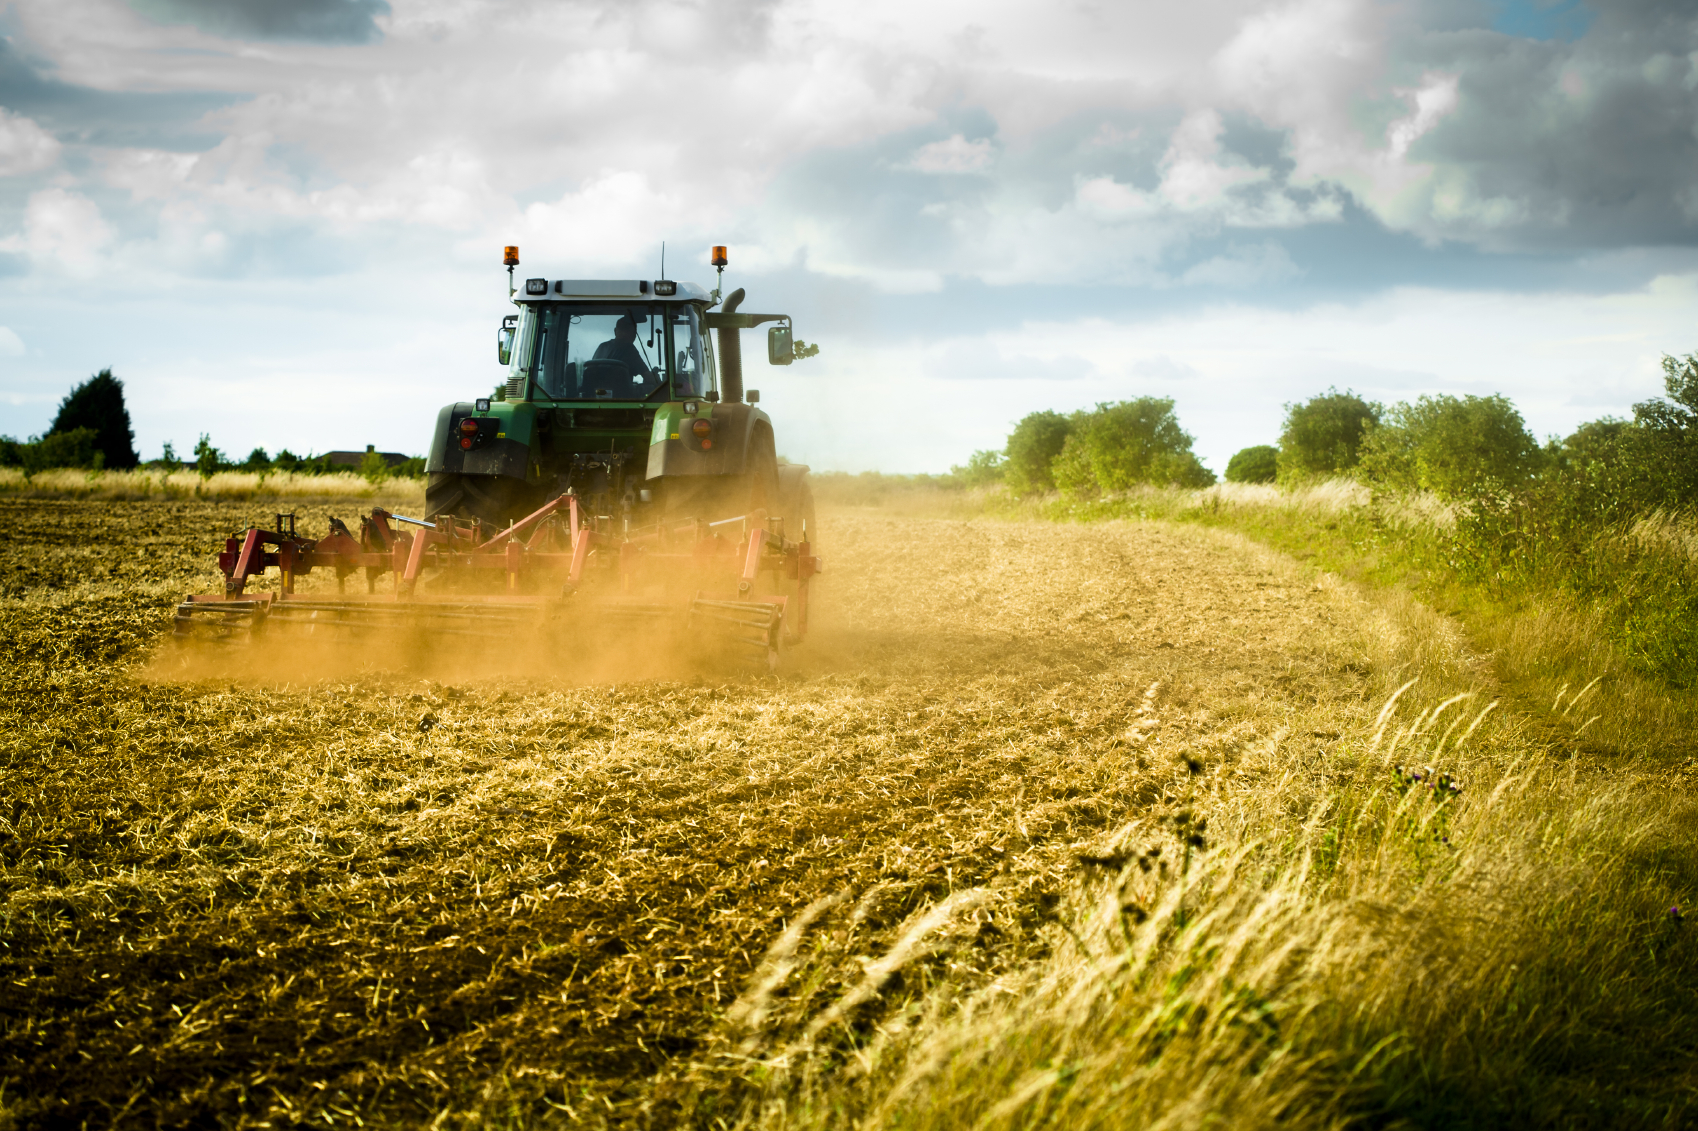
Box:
[660,241,666,280]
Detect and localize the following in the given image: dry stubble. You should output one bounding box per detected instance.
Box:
[2,498,1397,1127]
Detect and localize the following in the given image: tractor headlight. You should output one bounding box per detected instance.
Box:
[524,277,547,295]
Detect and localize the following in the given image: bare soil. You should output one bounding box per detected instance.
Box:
[0,498,1380,1127]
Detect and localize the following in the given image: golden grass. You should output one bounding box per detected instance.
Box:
[0,495,1692,1127]
[0,467,427,503]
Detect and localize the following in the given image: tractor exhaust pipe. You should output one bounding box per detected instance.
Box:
[718,287,745,404]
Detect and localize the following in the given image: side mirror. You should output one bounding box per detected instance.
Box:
[767,323,793,366]
[497,315,517,366]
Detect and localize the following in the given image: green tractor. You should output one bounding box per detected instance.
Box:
[172,246,825,670]
[423,246,819,543]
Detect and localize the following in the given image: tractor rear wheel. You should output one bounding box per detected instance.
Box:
[425,473,533,528]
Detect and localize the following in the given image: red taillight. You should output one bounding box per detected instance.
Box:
[460,418,479,436]
[691,419,711,437]
[459,437,473,450]
[700,439,713,450]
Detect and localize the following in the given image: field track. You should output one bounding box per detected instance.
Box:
[0,498,1386,1127]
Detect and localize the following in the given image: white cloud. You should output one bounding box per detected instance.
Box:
[0,189,116,276]
[0,110,62,177]
[905,134,996,175]
[0,328,25,357]
[1159,110,1268,211]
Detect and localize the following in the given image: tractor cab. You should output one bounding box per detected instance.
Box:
[497,281,721,405]
[423,250,818,533]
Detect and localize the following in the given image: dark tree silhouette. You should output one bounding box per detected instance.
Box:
[50,369,138,469]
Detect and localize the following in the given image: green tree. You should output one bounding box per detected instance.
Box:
[1003,410,1072,496]
[19,428,99,477]
[1622,352,1698,506]
[160,441,180,471]
[50,368,138,469]
[358,445,389,484]
[950,449,1006,487]
[1225,444,1279,484]
[1052,398,1215,498]
[272,449,302,473]
[242,447,272,472]
[1357,393,1541,497]
[194,434,222,479]
[1277,389,1380,484]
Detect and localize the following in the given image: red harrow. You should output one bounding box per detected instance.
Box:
[173,495,822,669]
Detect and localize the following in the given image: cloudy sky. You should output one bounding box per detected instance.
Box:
[2,0,1696,473]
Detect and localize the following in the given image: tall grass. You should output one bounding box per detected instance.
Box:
[690,590,1698,1128]
[0,466,426,503]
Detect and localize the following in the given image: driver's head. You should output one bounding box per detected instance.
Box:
[614,315,636,342]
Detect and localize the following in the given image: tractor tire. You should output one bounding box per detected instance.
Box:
[425,472,533,528]
[795,477,818,547]
[776,465,817,546]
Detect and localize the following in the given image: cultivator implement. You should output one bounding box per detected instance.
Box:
[174,496,820,669]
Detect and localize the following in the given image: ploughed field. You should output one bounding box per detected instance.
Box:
[0,497,1384,1127]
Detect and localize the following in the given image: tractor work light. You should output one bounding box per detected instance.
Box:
[654,280,677,296]
[503,245,520,267]
[524,277,547,295]
[711,245,728,267]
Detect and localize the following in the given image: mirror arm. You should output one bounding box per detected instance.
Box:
[702,311,788,330]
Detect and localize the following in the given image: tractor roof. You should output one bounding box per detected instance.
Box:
[513,279,713,303]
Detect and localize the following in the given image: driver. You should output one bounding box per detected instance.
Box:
[592,314,655,386]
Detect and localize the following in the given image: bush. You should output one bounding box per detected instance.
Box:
[1358,393,1541,498]
[949,449,1005,487]
[1277,389,1380,484]
[194,434,223,479]
[242,448,272,472]
[1225,445,1279,484]
[1051,398,1215,498]
[8,427,101,476]
[50,369,138,470]
[357,448,390,484]
[1003,411,1072,496]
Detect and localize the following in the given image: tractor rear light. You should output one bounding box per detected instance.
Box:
[460,419,479,436]
[691,419,711,437]
[459,437,473,450]
[700,438,712,450]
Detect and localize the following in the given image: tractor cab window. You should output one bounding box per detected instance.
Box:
[531,305,665,401]
[668,306,713,399]
[512,302,714,402]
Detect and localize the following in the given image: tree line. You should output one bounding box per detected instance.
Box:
[1,370,425,480]
[955,353,1698,520]
[953,354,1698,685]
